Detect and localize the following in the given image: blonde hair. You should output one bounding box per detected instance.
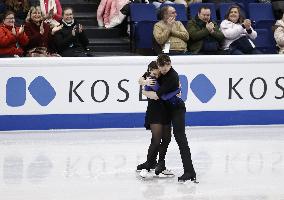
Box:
[25,6,44,22]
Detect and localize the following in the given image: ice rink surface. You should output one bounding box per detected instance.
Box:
[0,125,284,200]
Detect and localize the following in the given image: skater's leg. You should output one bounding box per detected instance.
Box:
[172,106,195,176]
[146,124,163,165]
[137,124,164,171]
[158,124,171,162]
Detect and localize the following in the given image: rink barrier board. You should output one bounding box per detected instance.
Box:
[1,55,284,131]
[1,110,284,131]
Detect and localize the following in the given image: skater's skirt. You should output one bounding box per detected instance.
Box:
[144,99,171,130]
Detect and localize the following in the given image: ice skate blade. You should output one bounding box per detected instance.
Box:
[178,179,199,184]
[155,173,175,178]
[136,169,155,173]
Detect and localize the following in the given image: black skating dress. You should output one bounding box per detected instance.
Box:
[142,73,171,130]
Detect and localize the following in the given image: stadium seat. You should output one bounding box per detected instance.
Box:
[129,3,158,51]
[248,3,275,29]
[234,0,256,16]
[254,28,277,54]
[188,3,217,21]
[0,2,6,13]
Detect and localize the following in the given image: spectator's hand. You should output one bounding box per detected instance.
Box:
[11,25,17,36]
[51,24,63,35]
[18,25,24,35]
[40,22,44,35]
[78,24,83,33]
[167,16,175,31]
[243,19,251,30]
[158,0,165,2]
[72,25,77,36]
[206,22,215,33]
[145,77,156,86]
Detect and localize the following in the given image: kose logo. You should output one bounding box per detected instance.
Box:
[68,74,216,104]
[6,76,56,107]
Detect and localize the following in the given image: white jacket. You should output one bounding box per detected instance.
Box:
[274,19,284,54]
[220,19,257,50]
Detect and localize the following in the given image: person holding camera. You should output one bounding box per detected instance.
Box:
[54,7,92,57]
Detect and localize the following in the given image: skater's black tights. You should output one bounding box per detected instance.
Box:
[146,124,171,165]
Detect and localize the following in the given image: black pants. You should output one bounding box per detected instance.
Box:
[170,101,195,175]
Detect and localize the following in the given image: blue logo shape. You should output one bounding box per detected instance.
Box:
[179,75,188,102]
[190,74,216,103]
[6,77,26,107]
[28,76,56,106]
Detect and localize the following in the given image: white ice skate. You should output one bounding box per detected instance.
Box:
[139,169,153,179]
[155,169,175,178]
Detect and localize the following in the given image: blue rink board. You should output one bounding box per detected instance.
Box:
[1,110,284,131]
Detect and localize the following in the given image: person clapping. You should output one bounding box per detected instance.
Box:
[0,10,29,57]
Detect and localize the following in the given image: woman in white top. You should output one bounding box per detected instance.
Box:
[274,11,284,54]
[220,5,261,55]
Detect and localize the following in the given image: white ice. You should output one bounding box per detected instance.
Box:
[0,125,284,200]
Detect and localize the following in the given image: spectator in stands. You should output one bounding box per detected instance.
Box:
[54,7,92,57]
[153,5,189,55]
[4,0,31,24]
[220,5,261,55]
[0,10,29,57]
[39,0,62,28]
[24,6,62,56]
[274,11,284,54]
[186,6,224,54]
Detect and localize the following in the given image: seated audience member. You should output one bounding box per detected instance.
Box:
[54,7,91,57]
[39,0,62,28]
[220,5,261,55]
[24,6,62,56]
[4,0,31,24]
[186,6,224,54]
[153,5,189,55]
[274,11,284,54]
[0,11,29,57]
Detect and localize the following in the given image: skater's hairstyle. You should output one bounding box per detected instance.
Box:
[148,61,158,71]
[145,61,158,77]
[157,54,171,67]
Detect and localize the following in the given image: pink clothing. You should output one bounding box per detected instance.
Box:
[43,0,62,22]
[97,0,128,28]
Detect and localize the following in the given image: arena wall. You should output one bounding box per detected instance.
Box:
[1,55,284,130]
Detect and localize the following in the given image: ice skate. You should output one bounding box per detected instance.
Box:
[139,169,153,179]
[136,161,157,172]
[154,160,174,178]
[178,172,199,184]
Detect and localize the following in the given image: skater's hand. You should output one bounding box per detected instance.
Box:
[142,90,159,100]
[145,77,156,86]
